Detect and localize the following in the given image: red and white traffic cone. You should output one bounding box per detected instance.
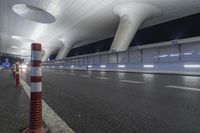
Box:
[23,43,48,133]
[16,62,21,87]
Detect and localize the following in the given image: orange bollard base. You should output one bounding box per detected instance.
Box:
[16,75,21,87]
[23,127,48,133]
[13,72,16,79]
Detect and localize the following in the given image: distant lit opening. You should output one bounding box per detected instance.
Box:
[22,64,27,69]
[71,65,74,68]
[88,65,92,68]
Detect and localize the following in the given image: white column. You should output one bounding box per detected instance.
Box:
[56,41,73,60]
[42,50,53,61]
[110,2,161,52]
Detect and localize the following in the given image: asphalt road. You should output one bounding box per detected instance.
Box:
[21,69,200,133]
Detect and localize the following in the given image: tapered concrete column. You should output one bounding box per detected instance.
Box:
[56,41,73,60]
[42,50,52,61]
[110,2,161,52]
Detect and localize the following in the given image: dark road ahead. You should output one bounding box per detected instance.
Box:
[21,69,200,133]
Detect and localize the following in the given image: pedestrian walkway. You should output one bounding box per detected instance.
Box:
[0,70,29,133]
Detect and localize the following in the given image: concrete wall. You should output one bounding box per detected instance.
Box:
[43,40,200,76]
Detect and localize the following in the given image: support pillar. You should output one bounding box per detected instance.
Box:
[23,43,48,133]
[56,45,72,60]
[110,2,161,52]
[56,43,73,60]
[42,50,52,61]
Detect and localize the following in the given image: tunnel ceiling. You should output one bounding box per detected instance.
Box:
[0,0,200,57]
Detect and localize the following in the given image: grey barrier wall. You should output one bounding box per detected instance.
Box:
[43,40,200,75]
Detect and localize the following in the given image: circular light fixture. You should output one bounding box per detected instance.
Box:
[11,35,34,42]
[12,4,56,23]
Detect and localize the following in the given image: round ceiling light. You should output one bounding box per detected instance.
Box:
[12,4,56,23]
[11,35,34,42]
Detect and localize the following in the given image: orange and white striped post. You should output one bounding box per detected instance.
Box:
[23,43,48,133]
[15,62,20,87]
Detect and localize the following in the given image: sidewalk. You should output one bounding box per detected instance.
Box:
[0,70,29,133]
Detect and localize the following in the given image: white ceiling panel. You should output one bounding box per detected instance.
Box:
[0,0,200,57]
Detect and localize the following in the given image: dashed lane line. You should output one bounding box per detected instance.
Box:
[69,74,76,76]
[96,77,109,80]
[120,80,144,84]
[80,75,90,78]
[165,85,200,92]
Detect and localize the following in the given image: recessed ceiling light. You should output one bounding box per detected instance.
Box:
[10,46,19,49]
[12,4,56,23]
[11,35,34,42]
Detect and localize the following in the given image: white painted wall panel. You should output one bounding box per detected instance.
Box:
[79,57,84,65]
[94,55,100,64]
[118,51,128,64]
[142,48,158,63]
[88,56,95,64]
[181,42,200,62]
[83,57,88,64]
[109,53,117,64]
[101,54,109,64]
[129,50,141,64]
[159,45,180,63]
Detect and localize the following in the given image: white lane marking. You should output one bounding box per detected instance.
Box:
[80,75,90,78]
[120,80,144,84]
[51,72,66,75]
[49,71,61,74]
[165,85,200,92]
[69,74,76,76]
[21,79,75,133]
[96,77,109,80]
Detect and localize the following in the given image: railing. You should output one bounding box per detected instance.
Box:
[43,37,200,75]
